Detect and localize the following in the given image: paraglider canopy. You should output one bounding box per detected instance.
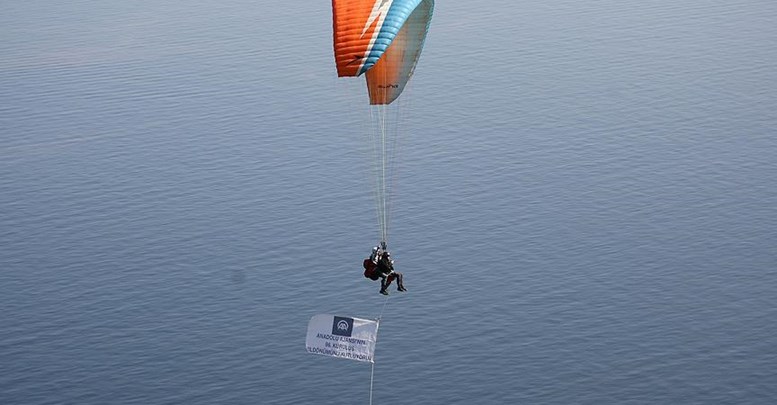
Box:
[332,0,434,104]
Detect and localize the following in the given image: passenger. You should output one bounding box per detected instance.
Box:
[376,252,406,295]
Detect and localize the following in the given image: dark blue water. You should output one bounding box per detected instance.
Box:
[2,1,776,404]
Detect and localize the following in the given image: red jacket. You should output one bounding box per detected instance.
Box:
[363,259,379,280]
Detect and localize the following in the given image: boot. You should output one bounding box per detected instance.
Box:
[380,279,389,295]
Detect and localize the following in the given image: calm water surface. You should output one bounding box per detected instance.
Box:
[2,1,776,404]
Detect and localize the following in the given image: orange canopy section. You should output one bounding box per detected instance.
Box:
[332,0,387,77]
[333,0,434,103]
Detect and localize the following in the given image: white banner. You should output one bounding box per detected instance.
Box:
[305,314,379,363]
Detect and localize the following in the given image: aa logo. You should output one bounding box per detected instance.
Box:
[332,316,354,337]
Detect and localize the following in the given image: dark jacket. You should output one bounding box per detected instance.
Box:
[376,255,394,276]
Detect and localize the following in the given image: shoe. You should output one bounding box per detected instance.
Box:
[379,289,389,295]
[398,286,407,292]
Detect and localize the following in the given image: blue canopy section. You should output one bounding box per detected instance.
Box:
[357,0,425,76]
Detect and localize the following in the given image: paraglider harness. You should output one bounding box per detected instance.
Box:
[363,258,380,281]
